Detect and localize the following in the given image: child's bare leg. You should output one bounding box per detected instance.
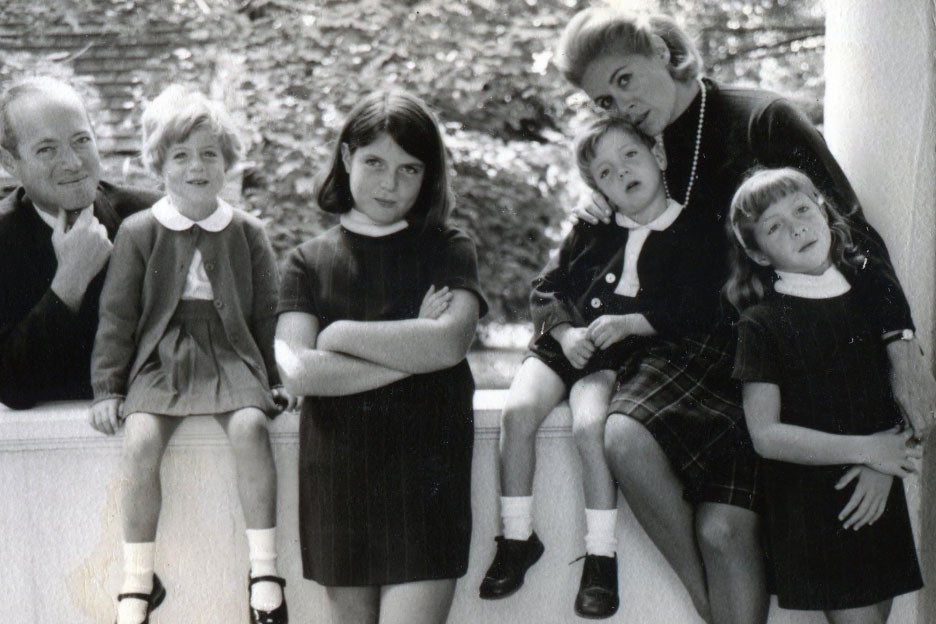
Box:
[569,370,618,510]
[695,503,768,624]
[216,407,276,529]
[217,407,283,612]
[570,369,620,617]
[480,358,564,599]
[604,413,712,622]
[121,412,181,541]
[499,357,567,498]
[327,586,380,624]
[118,412,180,624]
[380,579,457,624]
[825,599,893,624]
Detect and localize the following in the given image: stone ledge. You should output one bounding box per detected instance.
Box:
[0,390,574,451]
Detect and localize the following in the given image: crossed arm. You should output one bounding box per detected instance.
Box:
[276,288,480,397]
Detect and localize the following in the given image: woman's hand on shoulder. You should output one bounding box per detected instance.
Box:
[863,426,922,478]
[89,398,123,436]
[887,336,936,439]
[418,285,452,319]
[571,191,613,225]
[835,465,893,531]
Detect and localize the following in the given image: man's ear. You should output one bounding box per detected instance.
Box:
[0,146,18,176]
[745,248,772,267]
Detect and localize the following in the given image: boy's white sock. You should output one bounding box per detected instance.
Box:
[584,508,618,557]
[501,496,534,541]
[247,527,283,611]
[117,542,155,624]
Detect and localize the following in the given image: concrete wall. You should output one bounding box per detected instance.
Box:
[824,2,936,621]
[0,395,921,623]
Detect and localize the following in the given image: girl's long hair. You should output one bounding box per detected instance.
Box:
[316,90,454,234]
[723,167,866,312]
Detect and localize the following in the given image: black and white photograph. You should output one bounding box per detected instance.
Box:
[1,0,933,622]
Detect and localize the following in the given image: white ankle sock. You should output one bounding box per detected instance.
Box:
[501,496,534,540]
[117,542,155,624]
[584,509,618,557]
[247,527,283,611]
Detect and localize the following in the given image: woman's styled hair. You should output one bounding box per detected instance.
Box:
[316,90,454,233]
[723,167,865,312]
[574,116,657,192]
[555,7,703,88]
[141,84,243,175]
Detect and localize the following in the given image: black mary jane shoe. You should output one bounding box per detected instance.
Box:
[478,532,545,599]
[249,575,288,624]
[573,553,619,619]
[114,574,166,624]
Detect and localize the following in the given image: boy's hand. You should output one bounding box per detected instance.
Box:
[418,285,452,319]
[271,386,298,413]
[571,191,613,225]
[587,315,631,350]
[89,398,123,435]
[552,325,595,369]
[836,465,893,530]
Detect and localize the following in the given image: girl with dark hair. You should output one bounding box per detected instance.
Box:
[728,167,924,622]
[275,90,487,624]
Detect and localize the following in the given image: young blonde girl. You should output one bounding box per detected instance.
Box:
[274,90,485,624]
[90,85,292,624]
[726,167,924,622]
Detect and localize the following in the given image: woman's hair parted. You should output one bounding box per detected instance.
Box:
[555,7,703,88]
[316,90,454,233]
[574,116,656,192]
[723,167,865,312]
[141,84,243,176]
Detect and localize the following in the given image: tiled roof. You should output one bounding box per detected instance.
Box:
[0,18,216,156]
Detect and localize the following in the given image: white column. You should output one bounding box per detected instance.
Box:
[825,2,936,621]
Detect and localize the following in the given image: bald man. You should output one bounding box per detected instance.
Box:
[0,76,158,409]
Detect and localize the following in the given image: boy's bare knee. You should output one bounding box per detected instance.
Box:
[501,403,546,441]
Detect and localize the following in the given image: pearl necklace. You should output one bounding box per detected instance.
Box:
[661,78,706,210]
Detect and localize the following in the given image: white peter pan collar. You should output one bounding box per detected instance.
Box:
[152,196,233,232]
[774,265,851,299]
[340,208,408,237]
[614,198,683,231]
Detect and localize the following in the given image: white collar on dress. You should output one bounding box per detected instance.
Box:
[33,204,93,229]
[339,207,408,237]
[614,198,683,231]
[774,265,851,299]
[151,196,233,232]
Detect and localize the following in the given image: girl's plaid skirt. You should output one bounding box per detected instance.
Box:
[608,326,762,511]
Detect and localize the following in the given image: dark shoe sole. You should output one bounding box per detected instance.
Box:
[478,542,545,600]
[574,602,620,620]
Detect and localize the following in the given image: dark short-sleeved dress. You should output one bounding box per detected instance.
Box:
[734,280,922,610]
[278,224,487,587]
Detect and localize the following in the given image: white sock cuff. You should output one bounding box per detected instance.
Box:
[123,542,156,574]
[246,527,277,559]
[584,508,618,557]
[500,496,533,517]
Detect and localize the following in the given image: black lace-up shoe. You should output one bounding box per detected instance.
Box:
[478,532,545,599]
[573,553,619,619]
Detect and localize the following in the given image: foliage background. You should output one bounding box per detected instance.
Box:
[0,0,824,335]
